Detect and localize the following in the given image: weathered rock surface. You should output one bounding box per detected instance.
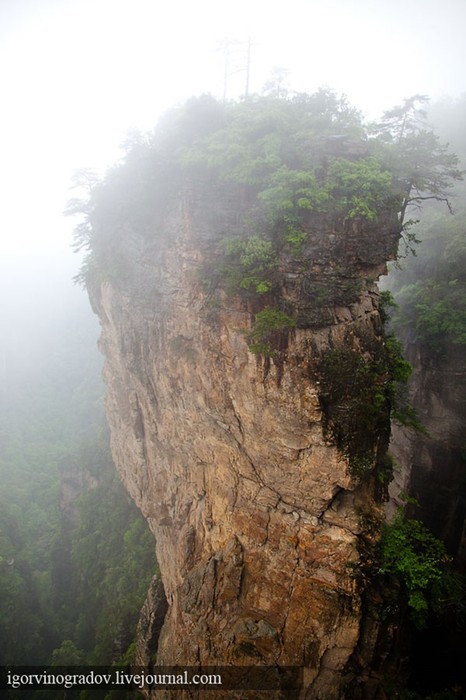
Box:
[90,190,401,698]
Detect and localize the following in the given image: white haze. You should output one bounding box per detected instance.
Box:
[0,0,465,374]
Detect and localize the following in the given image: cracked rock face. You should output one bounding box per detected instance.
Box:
[91,193,399,699]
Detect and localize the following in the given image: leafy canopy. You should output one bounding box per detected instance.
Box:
[247,308,296,357]
[379,509,461,627]
[371,95,463,252]
[386,96,466,353]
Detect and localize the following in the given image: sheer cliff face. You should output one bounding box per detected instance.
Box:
[389,340,466,570]
[91,190,400,697]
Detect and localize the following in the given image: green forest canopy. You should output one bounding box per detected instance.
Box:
[385,95,466,353]
[0,303,156,670]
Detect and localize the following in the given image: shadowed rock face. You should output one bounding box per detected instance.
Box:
[90,186,401,699]
[384,321,466,695]
[389,340,466,570]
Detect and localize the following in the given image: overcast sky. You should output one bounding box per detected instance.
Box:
[0,0,465,326]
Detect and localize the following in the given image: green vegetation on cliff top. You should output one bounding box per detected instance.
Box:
[71,91,462,296]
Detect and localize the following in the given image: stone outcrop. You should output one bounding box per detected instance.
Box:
[89,186,401,698]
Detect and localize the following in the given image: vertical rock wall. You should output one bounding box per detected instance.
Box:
[90,191,401,698]
[385,320,466,693]
[389,341,466,569]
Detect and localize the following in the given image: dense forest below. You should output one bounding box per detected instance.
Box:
[0,292,156,681]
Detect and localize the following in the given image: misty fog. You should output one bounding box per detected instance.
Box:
[2,0,465,382]
[1,0,465,689]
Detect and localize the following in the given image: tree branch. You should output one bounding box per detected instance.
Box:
[407,195,454,214]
